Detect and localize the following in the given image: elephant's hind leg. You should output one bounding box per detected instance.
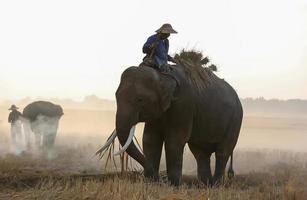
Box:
[213,152,230,185]
[227,152,235,179]
[188,144,212,186]
[214,107,242,185]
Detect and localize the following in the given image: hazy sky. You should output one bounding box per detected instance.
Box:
[0,0,306,100]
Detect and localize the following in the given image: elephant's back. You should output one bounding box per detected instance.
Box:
[172,63,241,114]
[23,101,64,121]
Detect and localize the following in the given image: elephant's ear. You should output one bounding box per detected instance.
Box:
[158,75,177,112]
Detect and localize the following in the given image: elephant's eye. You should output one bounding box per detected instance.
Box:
[136,97,149,108]
[136,97,145,104]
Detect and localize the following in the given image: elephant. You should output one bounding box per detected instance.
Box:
[98,51,243,186]
[22,101,63,158]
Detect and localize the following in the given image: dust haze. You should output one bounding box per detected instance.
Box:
[0,96,307,175]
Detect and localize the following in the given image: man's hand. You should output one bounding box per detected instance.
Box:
[168,55,176,63]
[150,42,158,50]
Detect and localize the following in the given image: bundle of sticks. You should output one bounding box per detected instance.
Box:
[95,133,142,173]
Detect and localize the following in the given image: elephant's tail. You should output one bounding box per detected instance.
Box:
[227,152,235,179]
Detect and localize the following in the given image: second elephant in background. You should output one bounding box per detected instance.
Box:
[22,101,63,158]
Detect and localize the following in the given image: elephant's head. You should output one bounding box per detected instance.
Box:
[114,66,177,167]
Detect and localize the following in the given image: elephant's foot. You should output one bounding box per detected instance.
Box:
[198,174,213,186]
[144,167,159,181]
[212,174,226,186]
[213,153,228,186]
[227,168,235,179]
[167,170,182,186]
[144,167,161,182]
[42,148,56,160]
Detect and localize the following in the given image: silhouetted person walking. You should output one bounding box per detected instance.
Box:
[8,105,23,154]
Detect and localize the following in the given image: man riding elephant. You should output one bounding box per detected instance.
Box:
[141,23,177,71]
[97,50,243,186]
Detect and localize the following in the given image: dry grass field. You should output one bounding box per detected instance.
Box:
[0,107,307,199]
[0,146,306,200]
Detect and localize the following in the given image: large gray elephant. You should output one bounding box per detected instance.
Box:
[22,101,63,157]
[99,51,243,186]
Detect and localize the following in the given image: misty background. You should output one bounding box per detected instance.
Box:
[1,96,307,150]
[1,96,307,174]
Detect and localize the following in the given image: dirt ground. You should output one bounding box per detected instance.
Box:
[0,108,307,199]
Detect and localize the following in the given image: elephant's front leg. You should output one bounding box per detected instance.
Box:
[143,122,163,181]
[163,113,193,186]
[164,140,185,186]
[164,123,192,186]
[34,132,42,149]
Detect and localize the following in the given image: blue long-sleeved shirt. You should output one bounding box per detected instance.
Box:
[142,34,169,67]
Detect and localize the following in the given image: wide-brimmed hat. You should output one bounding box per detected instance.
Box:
[8,104,19,110]
[155,23,178,34]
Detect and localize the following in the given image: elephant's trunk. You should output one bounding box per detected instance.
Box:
[116,109,146,168]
